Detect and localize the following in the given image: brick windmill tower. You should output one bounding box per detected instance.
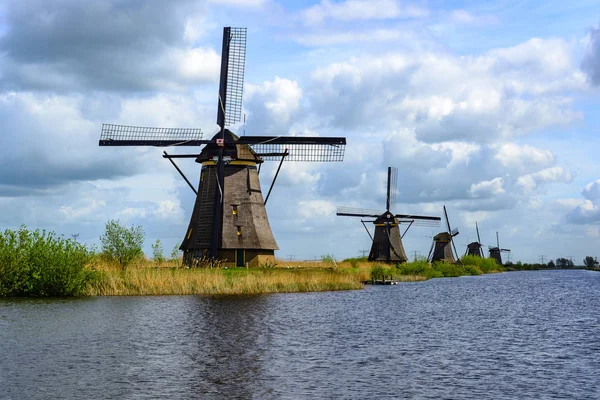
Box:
[99,27,346,266]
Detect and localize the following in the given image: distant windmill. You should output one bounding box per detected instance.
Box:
[99,27,346,267]
[465,221,484,257]
[337,167,441,263]
[427,205,459,263]
[489,231,510,265]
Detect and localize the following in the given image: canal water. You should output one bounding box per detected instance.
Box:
[2,270,599,399]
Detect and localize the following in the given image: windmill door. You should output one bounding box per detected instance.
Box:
[236,249,245,267]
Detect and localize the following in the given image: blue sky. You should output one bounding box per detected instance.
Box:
[0,0,599,264]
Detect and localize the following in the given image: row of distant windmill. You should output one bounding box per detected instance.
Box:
[337,167,510,265]
[99,27,509,267]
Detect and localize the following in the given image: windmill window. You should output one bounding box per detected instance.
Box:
[237,226,242,236]
[232,205,238,215]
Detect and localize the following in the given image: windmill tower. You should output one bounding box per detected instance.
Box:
[337,167,440,263]
[465,221,484,257]
[428,205,459,263]
[99,27,346,267]
[488,232,510,265]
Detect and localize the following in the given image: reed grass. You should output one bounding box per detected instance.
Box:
[86,267,365,296]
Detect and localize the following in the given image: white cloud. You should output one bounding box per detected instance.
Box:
[301,0,428,25]
[516,167,573,194]
[449,9,498,26]
[470,178,505,198]
[245,77,303,135]
[207,0,267,7]
[581,24,600,86]
[582,179,600,201]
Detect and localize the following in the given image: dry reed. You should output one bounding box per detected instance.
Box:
[86,267,364,296]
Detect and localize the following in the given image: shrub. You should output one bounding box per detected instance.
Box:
[100,219,145,270]
[432,261,463,277]
[370,265,386,280]
[0,226,95,297]
[152,239,165,263]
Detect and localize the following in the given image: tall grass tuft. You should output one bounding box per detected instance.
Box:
[0,226,95,297]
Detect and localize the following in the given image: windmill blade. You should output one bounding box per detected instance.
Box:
[476,221,481,244]
[397,219,441,227]
[443,205,460,260]
[247,136,346,162]
[99,124,206,146]
[336,206,380,218]
[217,27,247,128]
[500,248,511,252]
[394,213,441,222]
[443,205,452,234]
[386,167,398,210]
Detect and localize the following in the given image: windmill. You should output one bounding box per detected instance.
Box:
[99,27,346,267]
[427,205,459,263]
[465,221,484,257]
[336,167,441,263]
[488,231,510,265]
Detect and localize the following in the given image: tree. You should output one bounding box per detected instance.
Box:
[152,239,165,264]
[556,258,575,269]
[100,219,145,269]
[583,256,598,269]
[548,260,556,268]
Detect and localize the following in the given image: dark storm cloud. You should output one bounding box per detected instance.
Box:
[582,25,600,86]
[0,0,210,92]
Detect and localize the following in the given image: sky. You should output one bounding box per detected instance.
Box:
[0,0,599,264]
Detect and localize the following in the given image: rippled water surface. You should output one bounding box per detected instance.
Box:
[2,270,600,399]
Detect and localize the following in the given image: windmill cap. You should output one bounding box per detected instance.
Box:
[196,129,263,164]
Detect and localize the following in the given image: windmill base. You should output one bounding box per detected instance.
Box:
[183,249,275,268]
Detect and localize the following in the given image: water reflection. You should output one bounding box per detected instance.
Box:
[2,271,600,399]
[184,296,272,398]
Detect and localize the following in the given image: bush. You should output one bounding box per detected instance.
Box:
[100,219,145,269]
[370,265,386,280]
[0,226,95,297]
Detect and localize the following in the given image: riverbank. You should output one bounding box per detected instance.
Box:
[83,256,505,296]
[86,267,367,296]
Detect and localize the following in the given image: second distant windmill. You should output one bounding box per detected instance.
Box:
[337,167,441,263]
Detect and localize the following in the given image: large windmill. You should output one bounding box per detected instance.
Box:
[99,27,346,267]
[427,205,459,263]
[465,221,484,257]
[336,167,440,263]
[489,232,510,265]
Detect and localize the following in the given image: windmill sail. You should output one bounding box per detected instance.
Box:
[219,27,246,127]
[98,27,347,267]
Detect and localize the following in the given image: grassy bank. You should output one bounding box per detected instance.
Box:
[1,226,505,297]
[86,267,365,296]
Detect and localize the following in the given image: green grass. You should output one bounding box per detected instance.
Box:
[370,256,504,281]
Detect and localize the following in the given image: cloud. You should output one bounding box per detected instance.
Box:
[470,178,505,198]
[582,179,600,201]
[582,24,600,86]
[307,38,584,143]
[566,180,600,224]
[301,0,428,25]
[516,167,573,194]
[245,77,303,135]
[0,0,219,93]
[293,27,416,46]
[449,9,498,26]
